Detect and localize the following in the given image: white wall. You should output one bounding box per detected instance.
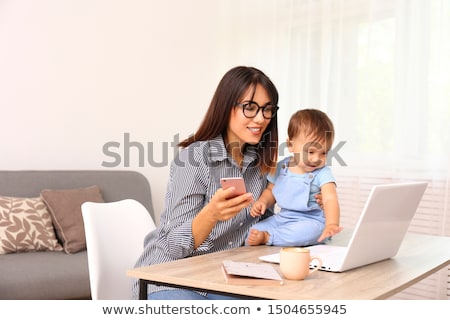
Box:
[0,0,236,223]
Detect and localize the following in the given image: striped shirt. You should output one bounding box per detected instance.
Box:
[131,135,272,298]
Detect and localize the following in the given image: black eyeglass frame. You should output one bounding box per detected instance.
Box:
[236,101,279,119]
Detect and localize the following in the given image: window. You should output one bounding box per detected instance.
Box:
[218,0,450,299]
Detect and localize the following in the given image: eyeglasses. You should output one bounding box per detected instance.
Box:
[236,101,279,119]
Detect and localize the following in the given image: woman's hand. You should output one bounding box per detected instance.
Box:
[208,187,253,222]
[315,193,324,209]
[192,187,253,249]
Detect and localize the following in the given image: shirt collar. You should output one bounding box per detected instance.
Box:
[209,135,259,164]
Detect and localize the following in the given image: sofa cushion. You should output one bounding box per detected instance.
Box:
[0,250,91,299]
[0,196,63,254]
[41,185,104,254]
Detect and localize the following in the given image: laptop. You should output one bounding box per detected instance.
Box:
[259,181,428,272]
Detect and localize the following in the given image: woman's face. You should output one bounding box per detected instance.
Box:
[226,84,272,150]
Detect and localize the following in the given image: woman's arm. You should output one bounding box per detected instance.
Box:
[192,189,253,248]
[162,143,254,256]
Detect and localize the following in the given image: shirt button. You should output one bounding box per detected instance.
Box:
[240,222,244,226]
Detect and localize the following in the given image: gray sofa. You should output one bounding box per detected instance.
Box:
[0,170,155,300]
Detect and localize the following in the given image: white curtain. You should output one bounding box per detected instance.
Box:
[218,0,450,299]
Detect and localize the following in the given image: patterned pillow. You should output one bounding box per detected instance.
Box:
[0,196,63,254]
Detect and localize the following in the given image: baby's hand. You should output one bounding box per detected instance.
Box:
[250,200,266,218]
[317,224,343,243]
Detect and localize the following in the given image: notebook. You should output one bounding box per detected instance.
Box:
[259,181,428,272]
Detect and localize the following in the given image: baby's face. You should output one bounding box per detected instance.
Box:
[288,133,328,172]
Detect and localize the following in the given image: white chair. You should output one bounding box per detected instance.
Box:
[81,199,155,300]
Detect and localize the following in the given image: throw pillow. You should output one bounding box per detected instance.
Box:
[0,196,63,254]
[41,185,104,254]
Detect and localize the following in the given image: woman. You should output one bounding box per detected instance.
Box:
[132,66,279,300]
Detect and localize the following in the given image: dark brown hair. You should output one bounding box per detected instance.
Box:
[179,66,279,174]
[288,109,335,151]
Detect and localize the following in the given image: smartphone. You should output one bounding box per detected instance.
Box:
[220,177,247,198]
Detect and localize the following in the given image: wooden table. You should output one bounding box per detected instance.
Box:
[127,232,450,300]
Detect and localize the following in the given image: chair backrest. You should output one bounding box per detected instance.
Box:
[81,199,155,300]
